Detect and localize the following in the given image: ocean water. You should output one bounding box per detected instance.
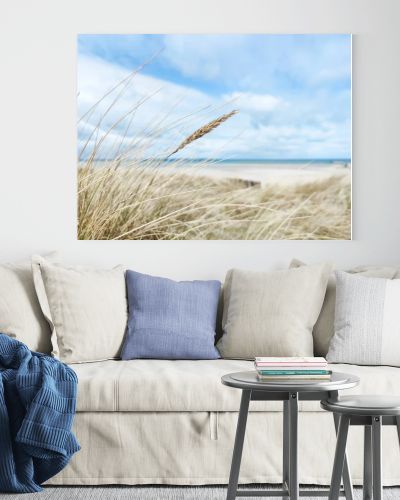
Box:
[163,158,350,167]
[85,158,350,165]
[167,158,350,165]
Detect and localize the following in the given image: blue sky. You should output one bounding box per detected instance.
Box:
[78,34,351,160]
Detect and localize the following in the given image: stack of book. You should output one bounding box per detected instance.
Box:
[254,357,331,381]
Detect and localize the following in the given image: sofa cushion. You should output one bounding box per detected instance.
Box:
[290,259,399,357]
[217,263,332,359]
[328,271,400,366]
[32,255,128,363]
[0,260,52,353]
[72,359,400,413]
[121,270,221,360]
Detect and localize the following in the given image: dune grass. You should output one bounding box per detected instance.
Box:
[78,162,351,240]
[77,61,351,240]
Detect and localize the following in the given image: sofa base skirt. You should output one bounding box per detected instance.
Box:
[47,411,400,486]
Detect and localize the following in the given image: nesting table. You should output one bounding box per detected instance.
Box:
[321,395,400,500]
[221,371,360,500]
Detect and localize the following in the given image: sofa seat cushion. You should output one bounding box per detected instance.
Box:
[72,359,400,413]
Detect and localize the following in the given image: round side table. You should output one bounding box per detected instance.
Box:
[221,370,360,500]
[321,395,400,500]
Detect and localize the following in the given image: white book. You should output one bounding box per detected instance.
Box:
[255,356,327,366]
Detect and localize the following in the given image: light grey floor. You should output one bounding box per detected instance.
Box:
[1,486,400,499]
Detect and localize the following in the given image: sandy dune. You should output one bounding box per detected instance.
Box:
[168,162,351,187]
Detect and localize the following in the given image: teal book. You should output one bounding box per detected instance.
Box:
[257,370,331,376]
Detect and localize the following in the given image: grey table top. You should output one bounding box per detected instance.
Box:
[221,370,360,393]
[321,395,400,416]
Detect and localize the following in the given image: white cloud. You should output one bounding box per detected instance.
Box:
[78,53,350,160]
[77,54,228,159]
[223,92,283,113]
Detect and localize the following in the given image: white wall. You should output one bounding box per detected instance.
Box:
[0,0,399,280]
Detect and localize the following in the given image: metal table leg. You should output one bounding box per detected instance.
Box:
[372,416,382,500]
[363,426,373,500]
[226,390,251,500]
[225,385,357,499]
[333,413,354,500]
[329,415,351,500]
[289,392,299,500]
[330,389,354,500]
[283,400,290,493]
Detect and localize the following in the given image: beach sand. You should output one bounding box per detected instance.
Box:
[167,161,351,187]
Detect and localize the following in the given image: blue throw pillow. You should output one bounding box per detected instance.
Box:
[121,270,221,360]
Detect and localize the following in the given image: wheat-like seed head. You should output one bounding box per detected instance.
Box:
[167,110,238,158]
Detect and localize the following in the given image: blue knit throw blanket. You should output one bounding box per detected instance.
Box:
[0,334,80,493]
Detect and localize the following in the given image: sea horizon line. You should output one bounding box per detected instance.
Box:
[81,157,351,163]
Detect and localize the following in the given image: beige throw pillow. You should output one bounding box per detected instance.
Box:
[217,262,332,359]
[290,259,399,357]
[0,260,52,353]
[32,256,128,363]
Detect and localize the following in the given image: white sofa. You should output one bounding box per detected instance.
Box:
[47,359,400,486]
[2,258,399,487]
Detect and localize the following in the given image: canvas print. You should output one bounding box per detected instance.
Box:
[77,34,351,240]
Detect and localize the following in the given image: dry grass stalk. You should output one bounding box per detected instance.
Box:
[78,164,351,241]
[167,110,238,158]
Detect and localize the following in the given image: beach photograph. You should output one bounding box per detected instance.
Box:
[77,34,351,240]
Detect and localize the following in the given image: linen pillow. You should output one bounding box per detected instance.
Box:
[121,270,221,360]
[0,261,52,353]
[217,262,332,359]
[327,271,400,366]
[32,255,128,363]
[290,259,398,357]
